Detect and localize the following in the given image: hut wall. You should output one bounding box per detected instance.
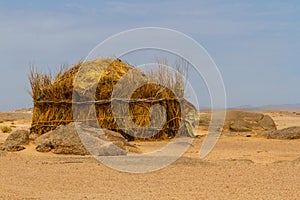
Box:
[31,99,182,140]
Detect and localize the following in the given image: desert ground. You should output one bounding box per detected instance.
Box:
[0,109,300,199]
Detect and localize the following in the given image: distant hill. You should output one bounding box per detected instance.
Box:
[231,103,300,112]
[260,103,300,109]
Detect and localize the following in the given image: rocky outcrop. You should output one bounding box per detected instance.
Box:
[224,110,276,132]
[34,122,140,155]
[261,126,300,140]
[199,110,277,133]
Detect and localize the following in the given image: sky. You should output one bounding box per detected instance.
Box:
[0,0,299,111]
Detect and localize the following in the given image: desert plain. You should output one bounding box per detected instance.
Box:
[0,109,299,199]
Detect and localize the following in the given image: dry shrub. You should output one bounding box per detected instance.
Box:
[1,126,12,133]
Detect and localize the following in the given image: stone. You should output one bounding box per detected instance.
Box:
[34,124,90,155]
[35,141,53,152]
[225,111,276,132]
[199,110,277,133]
[5,145,26,152]
[264,126,300,140]
[2,129,29,152]
[34,122,139,155]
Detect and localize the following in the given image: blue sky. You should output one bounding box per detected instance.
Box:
[0,0,299,111]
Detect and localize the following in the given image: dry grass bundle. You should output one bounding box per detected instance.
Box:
[30,58,196,140]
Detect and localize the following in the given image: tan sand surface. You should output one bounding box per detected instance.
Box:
[264,111,300,129]
[0,110,299,199]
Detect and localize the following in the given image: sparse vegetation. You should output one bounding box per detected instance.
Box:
[1,126,12,133]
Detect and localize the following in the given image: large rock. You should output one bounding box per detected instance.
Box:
[224,110,276,132]
[262,126,300,140]
[34,122,140,155]
[34,123,89,155]
[1,130,29,152]
[199,110,277,133]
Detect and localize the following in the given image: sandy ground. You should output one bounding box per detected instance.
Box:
[265,111,300,129]
[0,110,299,199]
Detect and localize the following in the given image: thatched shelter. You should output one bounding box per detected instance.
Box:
[30,58,197,140]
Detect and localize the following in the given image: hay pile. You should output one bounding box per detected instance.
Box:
[30,58,197,140]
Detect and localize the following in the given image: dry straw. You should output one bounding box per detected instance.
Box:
[29,58,196,140]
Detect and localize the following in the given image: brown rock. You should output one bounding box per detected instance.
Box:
[225,111,276,132]
[199,110,277,133]
[35,142,53,152]
[2,129,29,152]
[264,126,300,140]
[5,145,26,152]
[34,124,91,155]
[34,123,139,156]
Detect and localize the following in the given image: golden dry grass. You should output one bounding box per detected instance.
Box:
[29,58,195,140]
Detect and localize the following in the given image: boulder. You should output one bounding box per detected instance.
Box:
[1,130,29,152]
[262,126,300,140]
[34,123,90,155]
[34,122,140,155]
[199,110,277,133]
[225,111,276,132]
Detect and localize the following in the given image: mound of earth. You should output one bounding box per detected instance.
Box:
[34,122,140,156]
[199,110,276,133]
[0,130,29,152]
[262,126,300,140]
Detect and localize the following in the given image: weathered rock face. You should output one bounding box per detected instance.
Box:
[262,126,300,140]
[34,123,90,155]
[199,110,277,133]
[34,122,140,156]
[224,111,276,132]
[1,130,29,152]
